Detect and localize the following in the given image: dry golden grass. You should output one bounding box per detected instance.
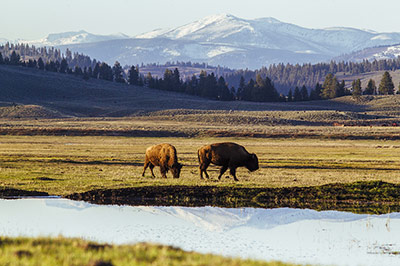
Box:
[0,135,399,196]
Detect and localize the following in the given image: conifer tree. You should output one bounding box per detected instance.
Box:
[173,68,181,91]
[112,61,125,83]
[321,74,340,99]
[352,79,362,97]
[146,72,155,88]
[300,85,309,101]
[74,66,83,75]
[309,83,322,100]
[287,88,293,102]
[92,63,100,79]
[83,67,90,80]
[236,76,245,100]
[162,69,174,90]
[37,57,45,70]
[242,79,255,101]
[59,58,68,73]
[138,76,144,86]
[378,71,394,95]
[128,65,139,85]
[364,79,376,95]
[337,80,346,97]
[9,51,20,65]
[293,86,301,101]
[216,76,232,101]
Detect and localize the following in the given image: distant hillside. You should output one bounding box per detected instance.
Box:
[139,62,235,81]
[334,44,400,62]
[1,65,400,122]
[335,69,400,90]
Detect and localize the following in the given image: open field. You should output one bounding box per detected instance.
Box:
[1,135,400,195]
[1,66,400,213]
[0,135,400,213]
[0,237,296,266]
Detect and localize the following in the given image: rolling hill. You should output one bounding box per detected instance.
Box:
[1,64,400,120]
[334,43,400,62]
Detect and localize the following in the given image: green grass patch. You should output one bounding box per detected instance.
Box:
[0,236,300,266]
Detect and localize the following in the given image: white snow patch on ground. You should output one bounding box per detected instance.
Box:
[1,199,400,266]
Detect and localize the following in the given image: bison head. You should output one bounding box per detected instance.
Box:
[246,153,259,172]
[171,163,183,178]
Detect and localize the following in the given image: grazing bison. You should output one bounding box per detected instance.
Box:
[142,143,183,179]
[198,142,259,181]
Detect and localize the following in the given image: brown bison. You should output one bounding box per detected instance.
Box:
[198,142,259,181]
[142,143,183,179]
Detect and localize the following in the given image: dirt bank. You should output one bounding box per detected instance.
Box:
[2,181,398,214]
[65,181,400,214]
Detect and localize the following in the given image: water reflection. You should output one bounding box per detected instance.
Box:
[1,198,399,266]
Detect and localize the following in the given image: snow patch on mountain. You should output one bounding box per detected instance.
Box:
[371,34,392,41]
[334,43,400,62]
[163,48,181,56]
[207,46,239,57]
[22,30,129,46]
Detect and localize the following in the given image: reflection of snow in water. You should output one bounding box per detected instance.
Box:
[0,198,399,266]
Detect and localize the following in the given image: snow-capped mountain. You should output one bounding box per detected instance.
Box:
[0,38,9,44]
[137,14,391,56]
[135,14,400,57]
[15,14,400,69]
[334,43,400,62]
[23,30,129,46]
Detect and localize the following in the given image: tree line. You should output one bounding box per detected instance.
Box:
[225,58,400,92]
[0,47,143,86]
[1,43,400,103]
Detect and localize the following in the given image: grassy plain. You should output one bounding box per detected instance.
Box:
[0,237,297,266]
[0,134,400,196]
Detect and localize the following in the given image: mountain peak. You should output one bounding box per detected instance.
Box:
[254,17,281,24]
[202,13,239,21]
[23,30,129,46]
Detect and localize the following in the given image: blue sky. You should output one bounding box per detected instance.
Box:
[2,0,400,40]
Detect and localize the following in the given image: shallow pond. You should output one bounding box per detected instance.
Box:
[1,198,400,266]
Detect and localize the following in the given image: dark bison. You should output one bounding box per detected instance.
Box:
[197,142,259,181]
[142,143,183,179]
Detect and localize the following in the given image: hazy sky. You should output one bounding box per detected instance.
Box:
[2,0,400,40]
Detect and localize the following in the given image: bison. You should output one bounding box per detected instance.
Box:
[142,143,183,179]
[197,142,259,181]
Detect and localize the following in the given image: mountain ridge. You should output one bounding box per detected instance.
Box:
[5,14,400,69]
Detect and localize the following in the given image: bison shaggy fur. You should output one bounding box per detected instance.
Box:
[142,143,182,179]
[198,142,259,181]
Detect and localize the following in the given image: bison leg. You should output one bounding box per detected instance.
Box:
[149,164,156,178]
[217,165,228,180]
[142,158,150,177]
[229,167,239,181]
[160,166,168,178]
[199,162,210,179]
